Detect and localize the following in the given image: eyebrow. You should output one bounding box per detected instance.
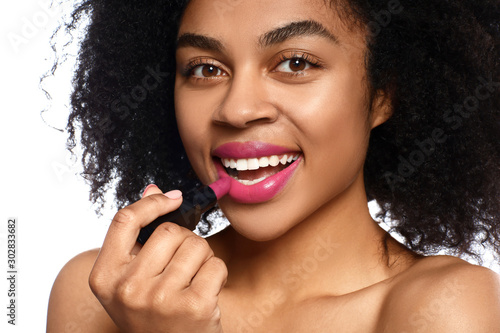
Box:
[176,33,226,52]
[176,20,338,52]
[258,20,338,48]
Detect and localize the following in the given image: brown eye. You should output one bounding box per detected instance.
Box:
[289,58,307,71]
[275,56,313,73]
[201,65,218,77]
[191,64,224,78]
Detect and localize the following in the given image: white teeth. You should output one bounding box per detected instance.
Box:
[259,156,269,167]
[236,159,247,171]
[235,175,267,185]
[221,154,300,172]
[221,153,301,185]
[247,158,259,170]
[269,155,279,167]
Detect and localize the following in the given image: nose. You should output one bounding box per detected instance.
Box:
[212,72,279,128]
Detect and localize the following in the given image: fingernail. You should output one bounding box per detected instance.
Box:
[142,184,158,197]
[164,190,182,200]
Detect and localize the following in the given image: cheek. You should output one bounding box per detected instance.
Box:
[174,80,226,141]
[174,84,214,175]
[175,86,201,143]
[276,72,370,197]
[277,72,371,157]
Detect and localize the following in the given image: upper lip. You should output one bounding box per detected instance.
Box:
[212,141,300,159]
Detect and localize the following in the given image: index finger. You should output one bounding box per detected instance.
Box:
[98,192,183,267]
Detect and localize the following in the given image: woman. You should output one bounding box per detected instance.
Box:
[47,0,500,331]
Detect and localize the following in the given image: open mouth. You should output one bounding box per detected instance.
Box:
[220,153,300,185]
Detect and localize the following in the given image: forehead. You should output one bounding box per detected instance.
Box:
[178,0,353,44]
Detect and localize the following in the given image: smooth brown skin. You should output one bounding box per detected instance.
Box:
[47,0,500,332]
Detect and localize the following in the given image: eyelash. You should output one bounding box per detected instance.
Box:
[181,58,220,78]
[181,52,323,80]
[274,52,322,75]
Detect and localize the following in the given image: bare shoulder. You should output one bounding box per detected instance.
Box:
[47,248,120,333]
[378,255,500,332]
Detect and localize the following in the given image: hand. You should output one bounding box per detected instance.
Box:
[89,185,228,333]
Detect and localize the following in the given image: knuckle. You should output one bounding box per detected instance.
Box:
[207,257,228,275]
[157,222,182,235]
[113,208,136,226]
[88,270,105,294]
[88,269,113,301]
[115,277,140,305]
[143,193,165,206]
[185,235,211,253]
[182,293,216,319]
[150,289,172,308]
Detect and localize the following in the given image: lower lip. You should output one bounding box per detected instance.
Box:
[214,156,302,204]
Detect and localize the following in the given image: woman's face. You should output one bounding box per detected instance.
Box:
[174,0,390,240]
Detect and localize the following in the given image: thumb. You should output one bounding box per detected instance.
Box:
[142,184,162,197]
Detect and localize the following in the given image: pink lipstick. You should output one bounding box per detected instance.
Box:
[137,178,231,244]
[213,141,302,204]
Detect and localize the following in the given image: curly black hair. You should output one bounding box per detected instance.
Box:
[62,0,499,262]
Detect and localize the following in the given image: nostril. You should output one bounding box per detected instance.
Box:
[213,106,279,128]
[212,84,279,128]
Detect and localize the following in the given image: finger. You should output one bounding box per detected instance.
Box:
[97,192,183,267]
[190,256,228,297]
[130,241,143,257]
[159,235,215,288]
[134,185,177,256]
[130,222,194,276]
[142,184,162,197]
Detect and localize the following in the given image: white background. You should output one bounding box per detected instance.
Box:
[1,1,114,332]
[0,1,498,332]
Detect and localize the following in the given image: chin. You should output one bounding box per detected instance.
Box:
[218,199,299,242]
[232,223,291,242]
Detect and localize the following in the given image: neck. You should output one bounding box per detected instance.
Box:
[209,172,414,300]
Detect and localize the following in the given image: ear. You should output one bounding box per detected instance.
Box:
[369,90,393,129]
